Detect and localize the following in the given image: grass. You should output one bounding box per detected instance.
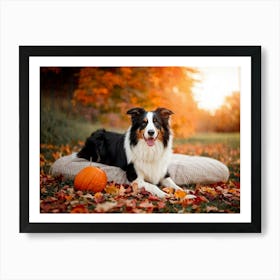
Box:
[41,98,126,145]
[41,107,95,145]
[174,132,240,148]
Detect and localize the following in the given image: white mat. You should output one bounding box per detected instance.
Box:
[51,153,229,185]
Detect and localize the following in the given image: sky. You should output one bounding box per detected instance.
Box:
[193,67,240,113]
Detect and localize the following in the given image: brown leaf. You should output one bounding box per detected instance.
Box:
[118,185,126,196]
[206,206,218,213]
[95,201,117,212]
[131,182,139,195]
[139,200,154,209]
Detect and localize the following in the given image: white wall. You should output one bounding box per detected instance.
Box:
[0,0,279,279]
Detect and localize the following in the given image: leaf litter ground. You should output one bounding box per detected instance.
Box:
[40,138,240,214]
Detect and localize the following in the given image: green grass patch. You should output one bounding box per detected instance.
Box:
[41,97,127,145]
[174,132,240,148]
[41,107,100,145]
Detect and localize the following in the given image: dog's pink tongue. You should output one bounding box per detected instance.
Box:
[146,138,155,146]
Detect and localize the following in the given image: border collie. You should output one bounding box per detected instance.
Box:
[77,107,189,198]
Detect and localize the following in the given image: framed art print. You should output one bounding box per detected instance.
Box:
[19,46,261,233]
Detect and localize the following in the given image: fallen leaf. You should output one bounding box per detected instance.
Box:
[131,182,139,195]
[139,200,154,209]
[157,201,166,209]
[71,204,89,213]
[65,195,73,201]
[118,185,126,196]
[95,201,117,212]
[206,206,219,213]
[174,189,187,199]
[148,194,160,201]
[94,192,104,203]
[139,187,150,195]
[105,184,119,195]
[124,199,137,210]
[82,193,95,200]
[162,187,174,194]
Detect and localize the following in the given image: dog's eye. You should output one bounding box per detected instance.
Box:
[140,121,147,129]
[153,118,161,128]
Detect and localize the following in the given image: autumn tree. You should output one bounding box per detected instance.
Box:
[195,108,215,132]
[214,91,240,132]
[73,67,199,137]
[195,91,240,133]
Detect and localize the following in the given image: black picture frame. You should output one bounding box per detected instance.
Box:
[20,46,261,233]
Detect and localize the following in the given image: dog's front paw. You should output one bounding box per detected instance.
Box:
[184,189,196,199]
[133,179,169,199]
[155,190,169,199]
[147,186,169,199]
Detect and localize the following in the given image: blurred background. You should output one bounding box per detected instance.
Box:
[40,66,240,146]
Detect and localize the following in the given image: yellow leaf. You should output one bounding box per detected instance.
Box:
[94,192,103,199]
[105,184,119,195]
[174,189,187,199]
[162,187,174,194]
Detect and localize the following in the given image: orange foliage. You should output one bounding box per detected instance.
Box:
[41,67,240,135]
[214,92,240,132]
[73,67,199,137]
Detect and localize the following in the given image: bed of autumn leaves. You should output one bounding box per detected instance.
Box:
[40,136,240,214]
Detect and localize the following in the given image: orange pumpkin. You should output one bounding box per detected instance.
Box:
[74,166,107,193]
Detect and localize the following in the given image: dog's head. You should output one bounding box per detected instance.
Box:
[127,107,173,147]
[77,129,107,162]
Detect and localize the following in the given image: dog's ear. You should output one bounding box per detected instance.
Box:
[127,107,146,118]
[155,107,174,119]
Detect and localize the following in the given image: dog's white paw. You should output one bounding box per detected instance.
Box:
[134,179,169,199]
[147,187,169,198]
[155,190,169,199]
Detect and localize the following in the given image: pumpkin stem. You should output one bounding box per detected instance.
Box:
[90,157,92,166]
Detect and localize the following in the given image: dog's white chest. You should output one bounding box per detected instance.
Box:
[125,137,172,184]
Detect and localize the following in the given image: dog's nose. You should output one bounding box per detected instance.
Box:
[148,130,155,136]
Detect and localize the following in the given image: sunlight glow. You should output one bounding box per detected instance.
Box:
[193,67,240,113]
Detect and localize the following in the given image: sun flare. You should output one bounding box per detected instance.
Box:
[193,67,240,113]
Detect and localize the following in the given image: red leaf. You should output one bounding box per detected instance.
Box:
[71,204,89,213]
[148,194,160,201]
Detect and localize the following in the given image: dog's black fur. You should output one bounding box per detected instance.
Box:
[77,129,137,181]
